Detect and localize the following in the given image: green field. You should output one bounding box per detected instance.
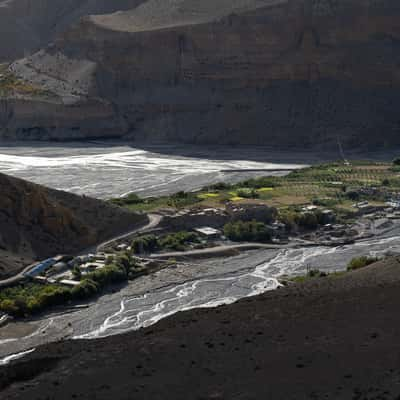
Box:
[112,161,400,216]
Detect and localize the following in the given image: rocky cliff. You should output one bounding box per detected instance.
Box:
[0,173,147,278]
[1,0,400,148]
[0,0,144,62]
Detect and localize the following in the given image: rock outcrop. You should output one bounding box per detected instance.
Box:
[0,173,147,278]
[1,0,400,148]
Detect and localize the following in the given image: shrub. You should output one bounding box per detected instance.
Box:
[241,177,278,189]
[307,269,327,278]
[167,191,200,208]
[347,256,379,271]
[236,188,259,199]
[159,231,200,251]
[312,198,338,208]
[110,193,144,206]
[71,279,99,299]
[132,235,158,254]
[278,210,297,232]
[345,190,360,201]
[297,212,318,229]
[72,266,82,280]
[86,264,127,286]
[393,158,400,166]
[0,299,19,314]
[207,182,232,191]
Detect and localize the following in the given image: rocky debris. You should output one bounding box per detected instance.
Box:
[9,50,97,104]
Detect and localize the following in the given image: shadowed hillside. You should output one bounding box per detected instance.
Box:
[0,173,147,278]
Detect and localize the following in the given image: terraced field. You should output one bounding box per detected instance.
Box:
[114,162,400,213]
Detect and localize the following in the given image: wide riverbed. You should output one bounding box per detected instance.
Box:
[0,142,312,198]
[2,221,400,360]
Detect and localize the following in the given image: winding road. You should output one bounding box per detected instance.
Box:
[0,262,39,289]
[0,213,163,289]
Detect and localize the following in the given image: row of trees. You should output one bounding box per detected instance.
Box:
[132,232,200,254]
[278,209,333,232]
[223,220,272,242]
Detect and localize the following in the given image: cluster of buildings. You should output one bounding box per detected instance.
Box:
[24,253,110,287]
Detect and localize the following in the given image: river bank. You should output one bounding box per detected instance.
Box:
[1,218,400,360]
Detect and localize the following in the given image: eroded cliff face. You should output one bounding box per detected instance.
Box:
[1,0,400,148]
[0,97,127,141]
[0,0,145,62]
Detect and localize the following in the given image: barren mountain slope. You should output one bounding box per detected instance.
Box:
[0,0,144,62]
[2,257,400,399]
[91,0,287,32]
[1,0,400,148]
[0,173,147,279]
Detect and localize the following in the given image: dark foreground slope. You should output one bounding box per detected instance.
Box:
[0,173,147,278]
[1,0,400,148]
[2,258,400,399]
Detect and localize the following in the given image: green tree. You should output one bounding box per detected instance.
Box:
[72,266,82,280]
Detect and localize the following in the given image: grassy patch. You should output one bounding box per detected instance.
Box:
[0,68,51,98]
[347,256,379,271]
[257,187,274,192]
[198,193,220,199]
[288,269,328,283]
[230,196,244,201]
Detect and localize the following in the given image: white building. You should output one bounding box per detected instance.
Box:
[194,227,221,239]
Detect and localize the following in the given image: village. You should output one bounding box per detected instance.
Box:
[17,193,400,290]
[2,161,400,320]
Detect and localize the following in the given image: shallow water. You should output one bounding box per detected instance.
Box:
[0,142,307,198]
[2,225,400,360]
[1,141,399,199]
